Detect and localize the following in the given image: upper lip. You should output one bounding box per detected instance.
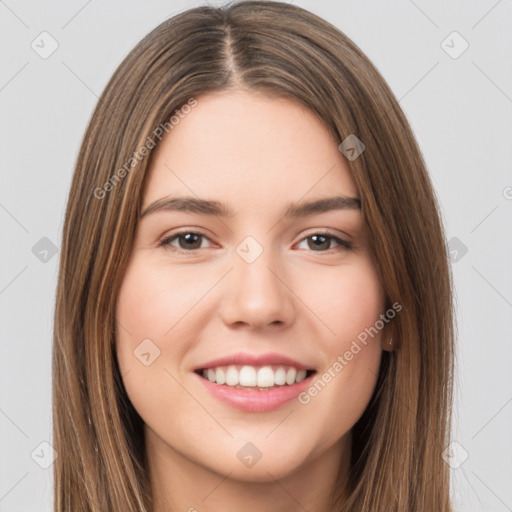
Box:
[194,352,315,371]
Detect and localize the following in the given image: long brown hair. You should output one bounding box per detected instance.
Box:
[52,1,454,510]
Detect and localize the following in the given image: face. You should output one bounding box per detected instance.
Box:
[116,89,389,483]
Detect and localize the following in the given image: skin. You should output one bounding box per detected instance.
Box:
[116,89,392,512]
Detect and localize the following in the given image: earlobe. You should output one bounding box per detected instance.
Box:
[381,334,394,352]
[379,316,395,351]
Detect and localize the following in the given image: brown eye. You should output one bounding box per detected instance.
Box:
[297,232,353,252]
[160,232,211,251]
[307,234,331,251]
[177,233,203,250]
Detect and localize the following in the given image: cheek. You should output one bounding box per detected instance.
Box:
[293,258,385,446]
[114,256,188,391]
[115,253,225,379]
[299,256,385,345]
[114,257,199,434]
[333,272,384,341]
[116,256,215,359]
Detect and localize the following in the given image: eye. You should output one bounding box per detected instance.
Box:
[296,232,353,252]
[159,230,353,254]
[159,231,213,252]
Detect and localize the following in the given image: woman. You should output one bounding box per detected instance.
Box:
[52,1,455,511]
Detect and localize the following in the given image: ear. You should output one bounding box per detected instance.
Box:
[381,324,394,352]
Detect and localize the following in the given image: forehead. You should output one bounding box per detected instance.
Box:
[142,89,359,213]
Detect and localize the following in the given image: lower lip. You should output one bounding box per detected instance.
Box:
[196,373,314,412]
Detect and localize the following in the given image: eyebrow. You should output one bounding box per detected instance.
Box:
[139,194,361,219]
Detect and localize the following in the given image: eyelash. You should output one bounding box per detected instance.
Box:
[158,230,354,254]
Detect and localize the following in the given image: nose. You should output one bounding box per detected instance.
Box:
[219,247,296,330]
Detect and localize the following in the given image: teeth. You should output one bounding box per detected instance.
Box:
[274,366,286,385]
[239,365,257,386]
[225,365,239,386]
[215,367,226,385]
[200,364,311,388]
[285,367,297,385]
[296,369,307,383]
[257,366,274,387]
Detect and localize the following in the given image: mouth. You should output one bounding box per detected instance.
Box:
[193,352,317,412]
[195,364,317,391]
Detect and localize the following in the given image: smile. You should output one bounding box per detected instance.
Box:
[197,364,315,389]
[194,353,317,412]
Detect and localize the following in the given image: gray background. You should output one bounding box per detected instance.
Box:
[1,0,511,510]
